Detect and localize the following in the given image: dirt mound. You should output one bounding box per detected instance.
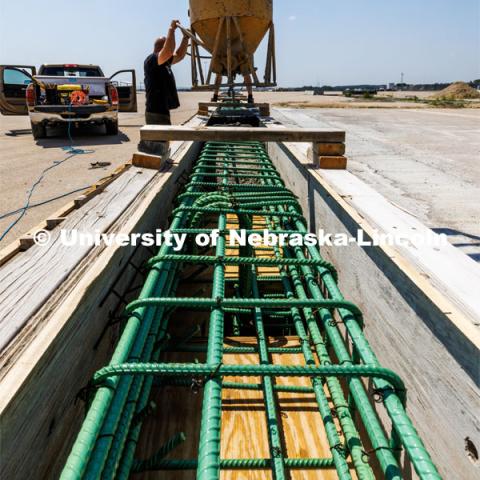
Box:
[429,82,480,100]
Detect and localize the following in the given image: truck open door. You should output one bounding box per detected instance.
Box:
[0,65,36,115]
[110,69,137,112]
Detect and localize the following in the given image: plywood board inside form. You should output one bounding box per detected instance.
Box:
[135,337,356,480]
[221,337,350,480]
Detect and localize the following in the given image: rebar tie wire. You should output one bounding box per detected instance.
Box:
[60,141,441,480]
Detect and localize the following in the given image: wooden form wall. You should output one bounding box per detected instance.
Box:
[0,139,202,480]
[267,139,480,479]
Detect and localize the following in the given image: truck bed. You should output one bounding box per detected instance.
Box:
[35,76,108,96]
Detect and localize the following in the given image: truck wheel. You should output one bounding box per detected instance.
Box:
[31,123,47,140]
[105,120,119,136]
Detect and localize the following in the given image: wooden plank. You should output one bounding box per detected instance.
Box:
[0,140,203,480]
[221,337,345,480]
[198,102,270,109]
[141,126,346,144]
[0,168,156,353]
[0,120,205,354]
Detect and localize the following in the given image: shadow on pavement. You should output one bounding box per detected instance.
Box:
[35,124,130,148]
[432,227,480,263]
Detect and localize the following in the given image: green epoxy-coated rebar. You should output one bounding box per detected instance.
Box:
[250,268,286,479]
[263,151,438,479]
[124,298,363,326]
[261,157,405,478]
[133,457,336,471]
[196,161,228,479]
[271,242,374,479]
[61,140,440,480]
[147,254,338,281]
[131,432,186,473]
[92,363,406,399]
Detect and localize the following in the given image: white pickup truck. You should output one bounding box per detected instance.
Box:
[0,64,137,139]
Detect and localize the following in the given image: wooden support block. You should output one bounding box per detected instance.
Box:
[141,126,345,143]
[315,156,348,170]
[19,235,35,251]
[308,141,347,169]
[259,104,270,117]
[73,189,103,208]
[0,201,76,267]
[197,102,209,115]
[74,195,89,208]
[132,151,168,170]
[46,218,66,230]
[313,142,346,156]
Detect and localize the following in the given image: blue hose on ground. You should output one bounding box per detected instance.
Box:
[0,186,91,221]
[0,106,95,242]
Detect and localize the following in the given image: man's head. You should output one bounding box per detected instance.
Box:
[154,37,166,53]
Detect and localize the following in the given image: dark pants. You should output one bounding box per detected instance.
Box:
[138,111,171,155]
[145,111,171,125]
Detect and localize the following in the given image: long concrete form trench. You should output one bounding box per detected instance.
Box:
[0,112,478,480]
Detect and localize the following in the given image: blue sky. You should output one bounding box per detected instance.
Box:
[0,0,478,87]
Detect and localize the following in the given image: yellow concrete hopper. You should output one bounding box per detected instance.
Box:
[188,0,276,86]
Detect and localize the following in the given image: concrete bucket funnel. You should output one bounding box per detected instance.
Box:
[188,0,276,86]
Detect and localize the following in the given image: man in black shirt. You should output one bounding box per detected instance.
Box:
[144,20,188,125]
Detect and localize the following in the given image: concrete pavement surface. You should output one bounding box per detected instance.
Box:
[0,92,210,245]
[275,107,480,261]
[1,92,479,264]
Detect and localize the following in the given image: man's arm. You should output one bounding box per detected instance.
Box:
[172,35,189,64]
[158,20,178,65]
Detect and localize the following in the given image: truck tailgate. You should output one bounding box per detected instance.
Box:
[34,104,108,114]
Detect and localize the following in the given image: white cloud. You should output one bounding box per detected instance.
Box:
[288,15,297,21]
